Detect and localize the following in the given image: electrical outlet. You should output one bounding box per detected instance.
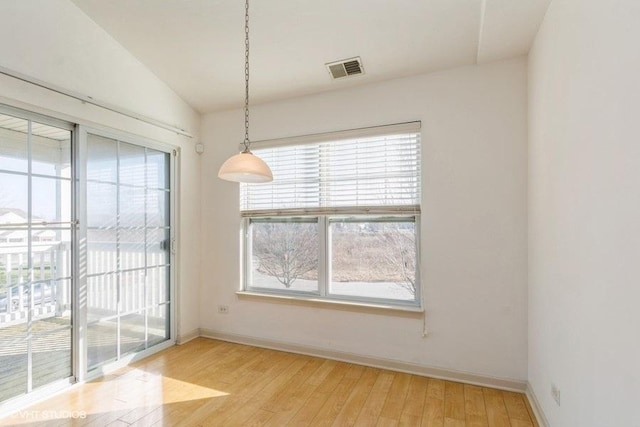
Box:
[551,383,561,406]
[218,305,229,314]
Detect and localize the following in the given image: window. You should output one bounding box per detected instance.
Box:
[242,122,421,307]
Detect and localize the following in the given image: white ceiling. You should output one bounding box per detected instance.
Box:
[71,0,551,114]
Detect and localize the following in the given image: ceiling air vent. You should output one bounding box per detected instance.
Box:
[326,57,364,80]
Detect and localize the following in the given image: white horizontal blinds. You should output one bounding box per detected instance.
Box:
[240,122,421,216]
[322,133,420,209]
[241,144,321,211]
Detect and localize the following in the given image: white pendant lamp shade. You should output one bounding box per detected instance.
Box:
[218,151,273,183]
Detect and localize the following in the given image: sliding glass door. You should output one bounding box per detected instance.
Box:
[0,110,73,402]
[85,133,171,371]
[0,105,175,408]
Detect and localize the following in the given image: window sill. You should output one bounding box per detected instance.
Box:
[235,291,424,316]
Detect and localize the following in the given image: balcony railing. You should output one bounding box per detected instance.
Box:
[0,242,70,326]
[0,241,168,326]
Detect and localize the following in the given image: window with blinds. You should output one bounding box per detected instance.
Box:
[241,122,422,309]
[240,122,421,216]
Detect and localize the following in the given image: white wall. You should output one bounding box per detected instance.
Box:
[200,57,528,382]
[528,0,640,425]
[0,0,201,338]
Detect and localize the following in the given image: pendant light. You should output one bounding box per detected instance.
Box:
[218,0,273,183]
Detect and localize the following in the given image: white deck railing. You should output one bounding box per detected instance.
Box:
[1,242,167,326]
[0,242,69,326]
[86,244,168,318]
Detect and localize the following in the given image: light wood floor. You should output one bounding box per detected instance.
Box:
[0,338,538,427]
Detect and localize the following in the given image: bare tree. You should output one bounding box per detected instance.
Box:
[253,222,318,288]
[379,226,417,295]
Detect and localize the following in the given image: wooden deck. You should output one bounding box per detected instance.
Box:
[0,317,71,403]
[0,316,164,404]
[0,338,538,426]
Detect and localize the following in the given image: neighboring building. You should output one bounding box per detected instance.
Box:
[0,209,58,244]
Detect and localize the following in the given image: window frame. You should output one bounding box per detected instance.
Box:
[243,214,421,308]
[244,216,322,298]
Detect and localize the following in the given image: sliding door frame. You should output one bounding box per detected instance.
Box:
[75,125,178,382]
[0,103,180,415]
[0,104,76,414]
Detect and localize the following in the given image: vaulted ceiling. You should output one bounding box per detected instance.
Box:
[71,0,551,114]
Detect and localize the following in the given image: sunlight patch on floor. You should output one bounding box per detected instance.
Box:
[1,370,229,426]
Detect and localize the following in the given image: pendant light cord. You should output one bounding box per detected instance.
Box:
[243,0,251,153]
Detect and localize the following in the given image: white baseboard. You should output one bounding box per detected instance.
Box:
[198,328,527,393]
[177,327,200,345]
[526,383,549,427]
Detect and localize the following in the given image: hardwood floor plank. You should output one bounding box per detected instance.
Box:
[261,356,325,412]
[311,379,360,426]
[422,400,445,427]
[422,378,445,427]
[288,391,333,426]
[174,351,294,426]
[147,398,212,427]
[399,414,422,426]
[398,375,428,425]
[444,418,467,427]
[379,372,411,422]
[345,364,366,379]
[376,416,399,427]
[463,384,488,427]
[353,372,395,426]
[331,367,380,426]
[503,391,533,425]
[255,357,326,425]
[444,381,465,421]
[208,346,265,384]
[242,408,275,426]
[198,354,309,426]
[309,365,363,426]
[128,405,168,427]
[0,339,540,427]
[105,420,130,427]
[482,388,511,427]
[307,359,340,386]
[287,363,350,426]
[315,363,352,394]
[118,404,162,425]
